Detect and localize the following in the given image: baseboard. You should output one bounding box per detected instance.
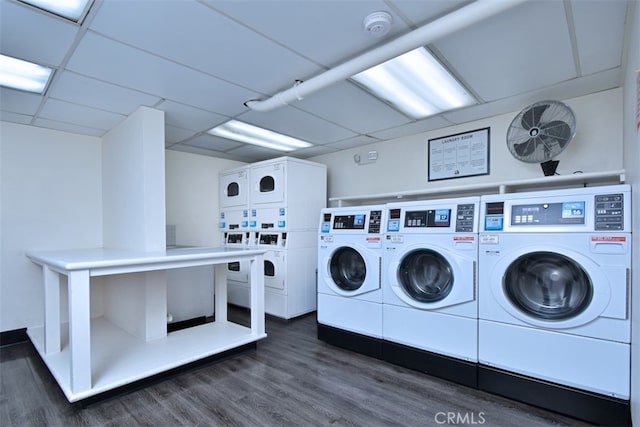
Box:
[167,316,208,333]
[317,323,383,360]
[383,340,478,388]
[478,365,631,426]
[0,328,28,347]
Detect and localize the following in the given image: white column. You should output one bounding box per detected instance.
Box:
[250,254,265,335]
[214,263,228,323]
[67,269,92,393]
[43,265,61,354]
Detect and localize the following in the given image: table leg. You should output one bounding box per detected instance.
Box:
[214,263,228,323]
[250,254,265,336]
[68,270,92,393]
[43,266,61,354]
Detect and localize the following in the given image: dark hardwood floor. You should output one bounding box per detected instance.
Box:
[1,309,591,426]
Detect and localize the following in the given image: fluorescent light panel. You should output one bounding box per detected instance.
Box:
[0,54,53,94]
[208,120,313,152]
[352,47,476,119]
[20,0,92,21]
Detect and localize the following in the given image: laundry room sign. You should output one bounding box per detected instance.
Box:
[428,127,490,181]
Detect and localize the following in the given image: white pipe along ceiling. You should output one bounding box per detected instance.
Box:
[244,0,529,112]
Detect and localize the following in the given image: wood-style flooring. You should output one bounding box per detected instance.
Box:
[1,309,591,426]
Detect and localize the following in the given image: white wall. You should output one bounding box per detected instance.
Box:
[623,1,640,423]
[0,122,103,332]
[311,89,623,203]
[165,150,245,246]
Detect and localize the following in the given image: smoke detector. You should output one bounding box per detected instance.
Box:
[363,11,392,37]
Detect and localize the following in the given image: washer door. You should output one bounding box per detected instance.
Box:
[398,249,453,303]
[489,245,622,329]
[504,252,592,320]
[324,244,380,296]
[388,244,475,309]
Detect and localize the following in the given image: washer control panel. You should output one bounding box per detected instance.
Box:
[594,193,624,230]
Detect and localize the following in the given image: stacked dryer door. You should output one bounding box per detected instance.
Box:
[219,166,250,232]
[382,196,479,387]
[478,185,631,426]
[317,205,385,358]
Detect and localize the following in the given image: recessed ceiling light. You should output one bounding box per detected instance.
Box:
[0,54,54,94]
[19,0,92,22]
[208,120,313,152]
[351,47,476,119]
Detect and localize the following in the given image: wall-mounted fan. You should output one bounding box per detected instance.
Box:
[506,100,576,175]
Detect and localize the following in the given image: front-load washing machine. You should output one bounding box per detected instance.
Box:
[478,184,631,425]
[383,196,479,387]
[317,205,385,358]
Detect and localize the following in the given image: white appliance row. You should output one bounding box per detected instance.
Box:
[219,157,327,319]
[316,184,632,426]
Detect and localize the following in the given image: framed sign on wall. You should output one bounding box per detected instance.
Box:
[428,127,490,181]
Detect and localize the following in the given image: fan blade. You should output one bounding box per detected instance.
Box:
[521,104,549,130]
[513,138,537,157]
[540,120,571,148]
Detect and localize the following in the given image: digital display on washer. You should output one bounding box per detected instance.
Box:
[510,201,585,226]
[333,214,366,230]
[405,209,451,228]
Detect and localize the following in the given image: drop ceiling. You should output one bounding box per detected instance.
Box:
[0,0,632,163]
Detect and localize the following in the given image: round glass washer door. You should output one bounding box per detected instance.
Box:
[503,251,593,320]
[398,249,453,303]
[330,247,366,291]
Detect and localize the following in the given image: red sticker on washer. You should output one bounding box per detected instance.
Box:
[591,236,626,242]
[453,236,475,241]
[366,236,381,242]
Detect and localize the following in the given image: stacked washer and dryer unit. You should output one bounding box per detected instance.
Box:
[220,157,326,319]
[477,184,632,425]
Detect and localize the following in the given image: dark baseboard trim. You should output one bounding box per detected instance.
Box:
[317,323,383,360]
[167,316,208,332]
[478,365,631,426]
[383,340,478,389]
[0,328,28,347]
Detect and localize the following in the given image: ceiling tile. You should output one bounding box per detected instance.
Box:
[156,100,228,133]
[39,98,125,130]
[0,88,43,115]
[370,115,453,140]
[324,134,382,150]
[208,0,406,67]
[237,106,357,145]
[49,71,161,115]
[90,0,325,95]
[433,1,576,101]
[66,32,261,116]
[33,117,105,136]
[295,81,412,134]
[0,0,79,66]
[165,125,198,145]
[0,111,33,125]
[572,0,627,75]
[390,0,471,27]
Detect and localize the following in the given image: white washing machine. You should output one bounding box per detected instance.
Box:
[478,184,631,425]
[383,196,479,387]
[317,205,386,358]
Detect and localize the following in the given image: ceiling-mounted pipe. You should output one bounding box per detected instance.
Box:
[245,0,527,112]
